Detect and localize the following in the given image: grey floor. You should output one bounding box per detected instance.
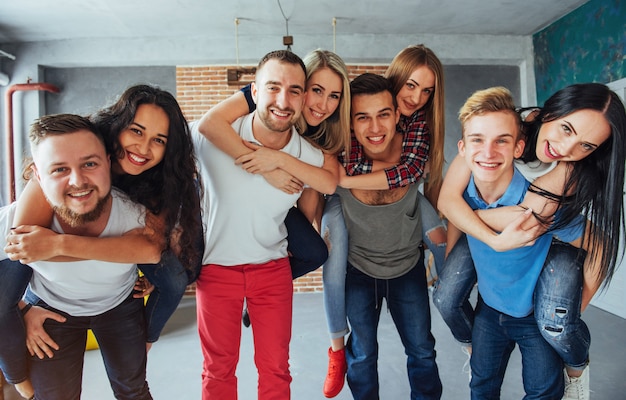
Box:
[3,291,626,399]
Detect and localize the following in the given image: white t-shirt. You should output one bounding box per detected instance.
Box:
[0,203,17,260]
[514,159,557,182]
[190,114,324,266]
[29,189,146,316]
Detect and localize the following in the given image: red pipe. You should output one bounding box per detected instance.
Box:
[5,82,60,202]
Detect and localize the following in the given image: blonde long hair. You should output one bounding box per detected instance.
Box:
[299,49,351,156]
[385,44,445,202]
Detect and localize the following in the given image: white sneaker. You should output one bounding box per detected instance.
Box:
[461,345,472,382]
[562,365,590,400]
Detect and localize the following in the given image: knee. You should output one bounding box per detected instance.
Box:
[424,226,447,248]
[432,285,452,316]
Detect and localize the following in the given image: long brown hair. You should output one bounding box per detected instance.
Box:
[385,44,445,203]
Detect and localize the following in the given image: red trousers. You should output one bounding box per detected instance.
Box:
[196,258,293,400]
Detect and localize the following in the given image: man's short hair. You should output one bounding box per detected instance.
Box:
[29,113,104,148]
[25,114,106,180]
[350,73,398,109]
[458,87,521,137]
[257,50,306,77]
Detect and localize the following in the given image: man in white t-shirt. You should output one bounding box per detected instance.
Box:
[13,114,153,400]
[191,50,337,400]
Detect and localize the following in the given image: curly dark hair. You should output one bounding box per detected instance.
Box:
[90,84,203,271]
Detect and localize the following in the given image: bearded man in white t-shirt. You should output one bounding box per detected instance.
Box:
[11,114,154,400]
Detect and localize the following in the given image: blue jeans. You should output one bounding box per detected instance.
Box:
[139,250,190,343]
[323,193,445,339]
[433,237,590,369]
[534,241,589,370]
[29,294,152,400]
[321,194,350,338]
[0,258,32,384]
[139,218,204,343]
[471,299,563,399]
[418,192,446,274]
[432,235,475,344]
[285,206,328,279]
[345,260,442,400]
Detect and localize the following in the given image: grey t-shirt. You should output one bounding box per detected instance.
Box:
[336,184,422,279]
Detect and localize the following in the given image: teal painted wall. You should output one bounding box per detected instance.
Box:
[533,0,626,104]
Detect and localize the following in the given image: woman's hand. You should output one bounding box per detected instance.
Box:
[486,208,546,251]
[5,225,60,263]
[133,275,155,298]
[261,169,304,194]
[235,142,286,174]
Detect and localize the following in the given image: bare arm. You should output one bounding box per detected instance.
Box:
[236,143,339,195]
[438,154,543,251]
[438,155,499,244]
[198,90,252,159]
[581,250,602,313]
[7,178,163,264]
[198,90,318,194]
[339,159,396,189]
[474,161,570,232]
[6,210,164,264]
[338,168,391,190]
[13,179,54,228]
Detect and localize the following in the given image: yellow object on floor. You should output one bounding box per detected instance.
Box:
[85,273,149,351]
[86,329,99,350]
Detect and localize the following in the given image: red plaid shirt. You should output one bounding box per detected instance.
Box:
[341,109,430,188]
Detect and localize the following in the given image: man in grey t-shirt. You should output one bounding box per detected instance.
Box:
[337,74,442,399]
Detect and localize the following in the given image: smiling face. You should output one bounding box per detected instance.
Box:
[302,67,343,127]
[395,65,435,117]
[351,90,400,161]
[535,109,611,163]
[116,103,169,175]
[459,111,524,189]
[33,130,112,227]
[252,59,306,134]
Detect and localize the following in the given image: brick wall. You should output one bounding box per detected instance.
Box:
[177,63,388,294]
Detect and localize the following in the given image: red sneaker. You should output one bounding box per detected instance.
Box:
[323,347,347,398]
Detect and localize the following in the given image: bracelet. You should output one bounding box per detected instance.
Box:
[20,303,33,316]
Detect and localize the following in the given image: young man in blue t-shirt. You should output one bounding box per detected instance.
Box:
[447,87,583,399]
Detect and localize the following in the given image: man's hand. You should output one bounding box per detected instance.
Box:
[5,225,59,264]
[24,305,65,359]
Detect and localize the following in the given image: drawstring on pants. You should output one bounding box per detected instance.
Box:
[373,278,391,313]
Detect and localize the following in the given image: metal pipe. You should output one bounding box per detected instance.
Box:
[5,82,60,202]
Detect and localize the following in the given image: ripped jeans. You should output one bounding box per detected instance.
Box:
[433,236,589,370]
[322,192,446,339]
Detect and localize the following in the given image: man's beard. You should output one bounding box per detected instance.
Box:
[257,105,297,132]
[53,190,111,228]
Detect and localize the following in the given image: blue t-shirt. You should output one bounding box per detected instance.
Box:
[464,167,583,317]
